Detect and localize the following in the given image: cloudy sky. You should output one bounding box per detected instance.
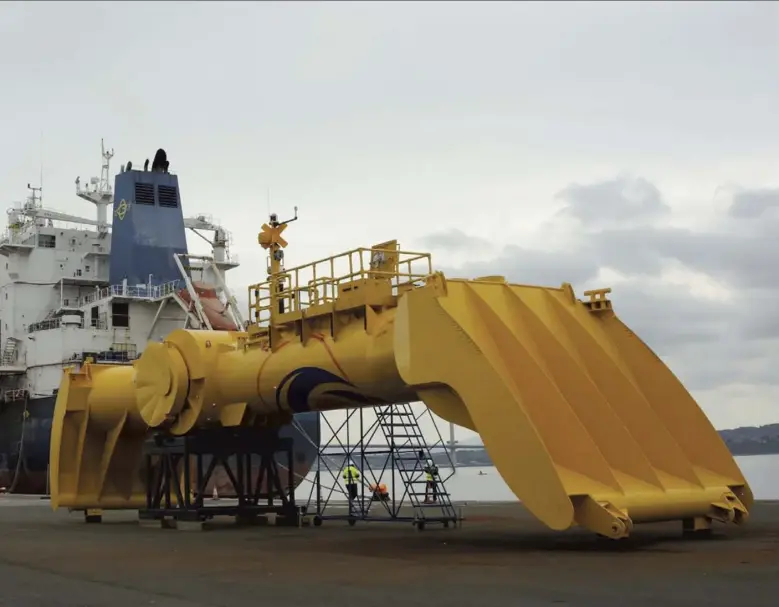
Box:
[1,1,777,434]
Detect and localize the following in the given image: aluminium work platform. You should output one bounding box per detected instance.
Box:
[301,403,460,531]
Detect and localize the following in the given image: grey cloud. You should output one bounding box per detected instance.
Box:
[442,245,600,288]
[668,336,779,393]
[592,226,779,290]
[584,227,668,276]
[738,288,779,341]
[600,281,733,353]
[552,178,779,290]
[604,283,779,392]
[728,188,779,219]
[420,229,489,251]
[554,175,670,224]
[428,179,779,397]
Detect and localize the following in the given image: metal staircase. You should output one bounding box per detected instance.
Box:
[1,338,19,367]
[375,403,459,530]
[170,291,206,329]
[306,402,460,530]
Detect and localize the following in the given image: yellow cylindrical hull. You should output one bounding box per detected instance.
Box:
[132,309,416,435]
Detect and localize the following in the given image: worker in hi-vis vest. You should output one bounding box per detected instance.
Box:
[342,462,361,503]
[423,459,439,503]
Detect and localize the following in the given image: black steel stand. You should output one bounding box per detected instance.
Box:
[138,426,302,526]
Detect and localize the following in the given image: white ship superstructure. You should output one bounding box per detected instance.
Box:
[0,141,245,492]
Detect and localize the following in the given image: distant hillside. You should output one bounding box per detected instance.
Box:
[719,423,779,456]
[449,424,779,465]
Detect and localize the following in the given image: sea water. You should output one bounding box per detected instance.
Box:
[302,453,778,502]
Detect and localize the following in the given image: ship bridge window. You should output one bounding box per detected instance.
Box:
[111,302,129,328]
[158,185,179,208]
[37,234,55,248]
[135,182,155,205]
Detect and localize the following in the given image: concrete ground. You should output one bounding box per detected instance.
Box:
[0,496,777,607]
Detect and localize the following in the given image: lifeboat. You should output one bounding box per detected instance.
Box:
[176,281,241,331]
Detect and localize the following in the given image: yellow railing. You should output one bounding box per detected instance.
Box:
[248,246,433,325]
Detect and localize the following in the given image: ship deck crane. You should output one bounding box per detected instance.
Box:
[183,215,230,264]
[11,203,236,268]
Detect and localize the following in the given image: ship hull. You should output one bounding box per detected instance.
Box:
[0,396,321,496]
[0,396,55,494]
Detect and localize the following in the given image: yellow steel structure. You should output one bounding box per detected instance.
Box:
[49,215,752,538]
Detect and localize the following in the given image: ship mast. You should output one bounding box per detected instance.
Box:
[257,206,299,335]
[25,183,42,209]
[24,183,44,227]
[75,139,114,234]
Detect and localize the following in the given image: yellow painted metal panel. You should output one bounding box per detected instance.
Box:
[396,279,750,536]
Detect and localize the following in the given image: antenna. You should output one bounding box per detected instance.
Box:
[76,139,115,234]
[270,206,299,227]
[39,131,44,196]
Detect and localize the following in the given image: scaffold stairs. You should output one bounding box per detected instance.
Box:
[1,338,19,366]
[376,403,458,529]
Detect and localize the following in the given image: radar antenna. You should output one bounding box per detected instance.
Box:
[25,183,43,211]
[75,139,114,234]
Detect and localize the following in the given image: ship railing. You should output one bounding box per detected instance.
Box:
[64,346,138,365]
[79,279,183,306]
[0,230,34,247]
[248,246,433,325]
[28,318,65,333]
[110,341,138,357]
[155,279,183,299]
[28,317,109,333]
[2,388,28,403]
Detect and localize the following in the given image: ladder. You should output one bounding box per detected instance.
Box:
[376,403,458,530]
[170,292,206,329]
[1,338,19,366]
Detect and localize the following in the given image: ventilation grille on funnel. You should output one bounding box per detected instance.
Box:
[158,185,179,208]
[135,183,155,205]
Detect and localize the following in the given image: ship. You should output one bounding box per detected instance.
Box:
[0,141,320,495]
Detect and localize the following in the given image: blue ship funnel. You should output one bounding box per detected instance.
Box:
[109,161,189,287]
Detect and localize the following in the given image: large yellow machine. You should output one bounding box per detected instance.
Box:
[50,212,752,538]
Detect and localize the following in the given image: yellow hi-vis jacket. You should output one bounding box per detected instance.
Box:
[343,465,360,484]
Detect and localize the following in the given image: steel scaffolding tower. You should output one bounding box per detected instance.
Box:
[303,403,460,530]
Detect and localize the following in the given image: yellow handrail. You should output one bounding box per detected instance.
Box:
[247,246,433,325]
